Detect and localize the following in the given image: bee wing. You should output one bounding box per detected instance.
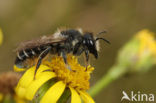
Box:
[15,35,66,52]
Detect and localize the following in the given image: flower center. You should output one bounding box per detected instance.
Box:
[43,55,94,91]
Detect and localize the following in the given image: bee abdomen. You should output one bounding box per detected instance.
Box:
[15,47,44,68]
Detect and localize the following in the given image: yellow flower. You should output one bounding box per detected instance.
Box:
[117,29,156,73]
[0,28,3,45]
[15,55,95,103]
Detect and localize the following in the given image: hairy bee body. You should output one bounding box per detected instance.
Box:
[15,29,83,68]
[15,28,109,75]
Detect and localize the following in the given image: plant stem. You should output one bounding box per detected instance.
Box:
[88,64,127,97]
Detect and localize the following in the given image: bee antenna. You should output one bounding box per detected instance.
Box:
[96,30,107,36]
[95,38,110,44]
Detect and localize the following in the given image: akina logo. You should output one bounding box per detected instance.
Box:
[121,91,154,102]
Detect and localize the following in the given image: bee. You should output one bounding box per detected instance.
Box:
[15,28,110,76]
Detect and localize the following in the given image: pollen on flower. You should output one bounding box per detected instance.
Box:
[43,55,94,91]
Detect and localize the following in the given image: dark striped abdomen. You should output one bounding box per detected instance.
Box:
[15,42,71,68]
[15,46,46,68]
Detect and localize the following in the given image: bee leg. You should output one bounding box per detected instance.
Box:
[34,47,51,79]
[61,50,71,71]
[73,43,81,55]
[85,50,89,71]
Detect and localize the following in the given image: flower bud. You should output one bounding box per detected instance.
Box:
[117,29,156,73]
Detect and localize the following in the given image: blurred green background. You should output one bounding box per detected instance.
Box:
[0,0,156,102]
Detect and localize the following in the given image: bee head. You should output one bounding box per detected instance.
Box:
[83,31,110,59]
[83,32,98,59]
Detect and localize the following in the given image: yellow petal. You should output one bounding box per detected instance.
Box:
[0,28,3,45]
[15,67,34,98]
[40,81,66,103]
[16,67,34,88]
[15,65,52,98]
[35,65,52,78]
[14,65,26,72]
[25,72,56,100]
[69,87,81,103]
[15,86,27,98]
[79,91,95,103]
[17,65,52,87]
